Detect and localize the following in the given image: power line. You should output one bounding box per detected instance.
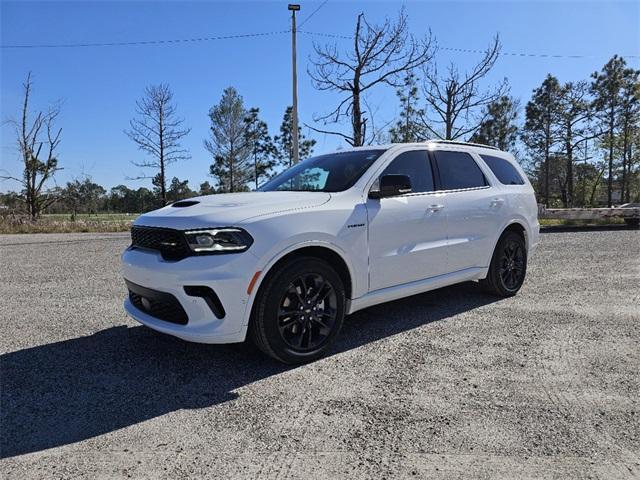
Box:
[299,30,353,40]
[438,45,640,60]
[298,0,329,29]
[0,30,290,49]
[299,30,640,60]
[2,27,638,60]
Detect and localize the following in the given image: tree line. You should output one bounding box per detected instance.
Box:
[1,8,638,218]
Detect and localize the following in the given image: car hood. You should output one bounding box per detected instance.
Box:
[134,191,332,230]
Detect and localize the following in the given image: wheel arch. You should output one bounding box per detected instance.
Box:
[243,242,355,329]
[260,245,353,299]
[483,220,529,268]
[502,221,527,246]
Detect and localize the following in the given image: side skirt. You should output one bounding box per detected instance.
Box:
[347,267,488,315]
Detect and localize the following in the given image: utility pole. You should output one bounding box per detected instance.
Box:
[288,4,300,164]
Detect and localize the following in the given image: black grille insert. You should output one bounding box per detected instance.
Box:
[126,279,188,325]
[130,226,191,261]
[184,286,226,319]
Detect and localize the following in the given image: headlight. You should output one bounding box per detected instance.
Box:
[184,228,253,254]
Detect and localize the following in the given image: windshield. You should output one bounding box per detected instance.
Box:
[259,149,386,192]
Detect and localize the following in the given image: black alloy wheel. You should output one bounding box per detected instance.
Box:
[250,257,346,364]
[277,273,338,351]
[481,231,527,297]
[499,239,526,291]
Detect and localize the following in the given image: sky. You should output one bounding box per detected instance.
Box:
[1,0,638,193]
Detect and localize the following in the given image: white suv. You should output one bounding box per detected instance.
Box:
[122,141,539,363]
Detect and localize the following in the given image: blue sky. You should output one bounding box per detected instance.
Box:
[1,0,638,193]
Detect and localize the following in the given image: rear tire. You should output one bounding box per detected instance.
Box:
[250,257,346,364]
[481,231,527,297]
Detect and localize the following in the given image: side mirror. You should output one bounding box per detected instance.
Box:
[369,174,412,199]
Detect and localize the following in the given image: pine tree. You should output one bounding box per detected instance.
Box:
[522,75,563,206]
[199,181,215,196]
[618,68,640,202]
[244,108,276,189]
[165,177,195,203]
[389,72,427,143]
[205,87,253,192]
[275,106,316,169]
[470,95,519,151]
[556,82,596,207]
[591,55,631,206]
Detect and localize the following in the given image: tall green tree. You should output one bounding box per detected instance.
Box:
[522,75,563,206]
[470,95,519,151]
[244,108,276,189]
[199,181,215,196]
[389,72,427,142]
[205,87,253,193]
[619,68,640,202]
[125,84,191,206]
[556,81,597,207]
[591,55,632,206]
[275,106,316,169]
[165,177,195,203]
[63,178,106,217]
[108,185,157,213]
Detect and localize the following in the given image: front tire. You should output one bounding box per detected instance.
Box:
[250,257,346,364]
[481,231,527,297]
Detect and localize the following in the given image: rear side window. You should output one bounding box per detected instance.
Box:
[381,150,434,193]
[481,155,525,185]
[434,151,487,190]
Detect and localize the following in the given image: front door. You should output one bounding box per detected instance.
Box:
[366,149,449,292]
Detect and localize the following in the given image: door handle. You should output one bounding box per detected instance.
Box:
[490,198,505,207]
[427,204,444,212]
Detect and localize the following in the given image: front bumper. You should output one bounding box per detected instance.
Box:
[121,247,259,344]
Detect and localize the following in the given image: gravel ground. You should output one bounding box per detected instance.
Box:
[1,230,639,479]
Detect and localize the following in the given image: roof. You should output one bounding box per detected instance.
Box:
[342,140,502,153]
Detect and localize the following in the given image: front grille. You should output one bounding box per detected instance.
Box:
[126,280,188,325]
[130,226,191,261]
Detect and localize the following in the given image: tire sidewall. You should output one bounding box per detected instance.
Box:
[492,231,527,296]
[256,258,346,363]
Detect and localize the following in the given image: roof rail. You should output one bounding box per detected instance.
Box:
[425,139,500,151]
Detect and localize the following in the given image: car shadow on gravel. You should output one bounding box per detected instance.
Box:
[1,282,500,459]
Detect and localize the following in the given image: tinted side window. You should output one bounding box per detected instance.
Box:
[381,150,434,193]
[434,151,487,190]
[481,155,525,185]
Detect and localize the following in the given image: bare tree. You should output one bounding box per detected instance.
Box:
[421,35,508,140]
[1,72,62,220]
[308,8,434,146]
[125,84,190,205]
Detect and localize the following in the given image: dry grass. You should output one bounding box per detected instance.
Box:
[0,214,135,234]
[0,213,630,234]
[539,217,626,227]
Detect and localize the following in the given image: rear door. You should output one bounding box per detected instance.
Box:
[366,149,448,291]
[431,149,505,272]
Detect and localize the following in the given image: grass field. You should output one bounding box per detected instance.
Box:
[0,213,140,234]
[42,213,140,222]
[538,217,627,227]
[0,213,630,234]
